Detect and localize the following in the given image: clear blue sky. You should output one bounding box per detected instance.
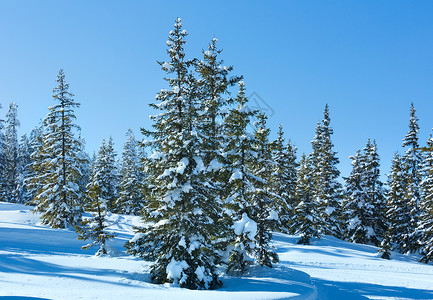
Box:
[1,0,433,179]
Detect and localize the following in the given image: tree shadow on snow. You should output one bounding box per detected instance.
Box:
[312,278,433,300]
[0,253,144,288]
[0,226,87,256]
[0,227,129,257]
[0,297,51,300]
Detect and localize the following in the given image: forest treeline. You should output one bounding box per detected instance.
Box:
[1,18,432,290]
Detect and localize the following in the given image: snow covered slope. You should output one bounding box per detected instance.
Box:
[274,234,433,300]
[0,202,315,299]
[0,202,432,299]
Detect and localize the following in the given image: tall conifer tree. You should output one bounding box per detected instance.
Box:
[0,104,6,201]
[26,126,44,205]
[116,129,145,215]
[195,37,241,225]
[418,135,433,263]
[126,19,224,290]
[29,70,86,228]
[385,153,410,252]
[250,113,279,267]
[77,136,91,201]
[223,82,258,274]
[224,87,278,271]
[76,139,117,256]
[363,139,386,243]
[94,137,119,212]
[292,154,321,245]
[343,149,366,242]
[310,104,342,236]
[400,103,422,253]
[343,140,385,246]
[16,134,32,203]
[86,138,119,211]
[270,125,298,232]
[4,102,20,202]
[196,37,241,163]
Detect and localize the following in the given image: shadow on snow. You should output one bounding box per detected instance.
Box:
[0,226,130,257]
[0,252,147,289]
[312,278,433,300]
[0,297,51,300]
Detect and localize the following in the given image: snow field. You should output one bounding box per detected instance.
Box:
[0,202,315,299]
[274,234,433,299]
[1,202,433,299]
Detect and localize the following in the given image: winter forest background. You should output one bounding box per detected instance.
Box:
[1,16,433,290]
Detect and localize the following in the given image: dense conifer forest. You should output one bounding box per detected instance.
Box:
[2,18,433,290]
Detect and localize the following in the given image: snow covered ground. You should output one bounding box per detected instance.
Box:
[0,202,432,300]
[274,234,433,300]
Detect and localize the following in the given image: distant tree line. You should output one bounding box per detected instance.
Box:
[1,18,433,290]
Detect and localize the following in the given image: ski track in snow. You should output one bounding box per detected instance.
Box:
[0,202,432,300]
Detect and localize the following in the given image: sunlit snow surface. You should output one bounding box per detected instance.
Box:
[1,202,432,299]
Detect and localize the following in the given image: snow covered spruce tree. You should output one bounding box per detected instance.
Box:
[16,134,33,203]
[418,134,433,263]
[77,136,92,198]
[126,18,225,289]
[342,149,365,241]
[247,113,280,267]
[342,140,385,246]
[224,85,278,272]
[385,153,411,252]
[310,104,342,237]
[76,139,117,256]
[222,82,259,274]
[90,137,118,212]
[378,232,393,259]
[26,126,45,205]
[363,140,386,243]
[400,103,422,253]
[28,70,87,228]
[0,105,6,200]
[269,124,298,232]
[116,129,145,215]
[4,102,20,203]
[196,37,241,211]
[196,36,241,157]
[292,154,321,245]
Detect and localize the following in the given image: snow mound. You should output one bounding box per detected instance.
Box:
[233,213,257,240]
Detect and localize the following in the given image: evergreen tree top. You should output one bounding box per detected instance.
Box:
[273,124,285,150]
[124,129,136,148]
[236,81,248,107]
[402,102,419,149]
[160,18,189,74]
[52,69,79,109]
[254,113,270,143]
[197,37,241,93]
[388,152,404,183]
[224,82,256,139]
[311,104,340,171]
[146,19,196,139]
[6,102,20,128]
[121,129,138,168]
[322,104,332,132]
[5,102,20,156]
